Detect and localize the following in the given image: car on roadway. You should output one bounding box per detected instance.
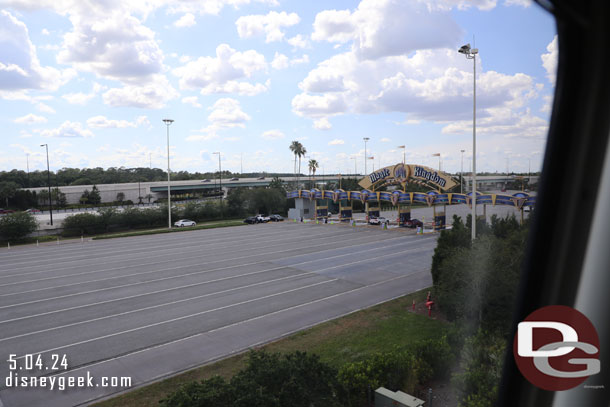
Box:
[0,209,15,214]
[368,216,389,225]
[201,179,211,182]
[269,214,284,222]
[257,176,265,180]
[244,216,258,224]
[255,214,270,223]
[25,208,41,213]
[174,219,196,227]
[404,218,423,228]
[230,177,239,181]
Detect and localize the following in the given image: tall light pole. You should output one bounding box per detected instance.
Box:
[397,145,406,165]
[213,152,222,214]
[363,137,370,175]
[459,43,478,240]
[460,149,465,194]
[163,119,174,229]
[40,144,53,225]
[26,153,30,188]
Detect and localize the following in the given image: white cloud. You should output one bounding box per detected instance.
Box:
[287,34,308,49]
[174,13,196,28]
[35,102,56,113]
[166,0,280,17]
[293,49,539,124]
[314,118,332,130]
[311,0,463,60]
[62,82,105,105]
[62,92,95,104]
[328,138,345,145]
[291,54,309,65]
[188,98,251,141]
[442,107,548,139]
[41,28,50,35]
[540,94,553,114]
[173,44,267,96]
[504,0,531,7]
[235,11,300,43]
[541,35,557,85]
[57,11,164,84]
[14,113,47,124]
[271,52,289,70]
[0,10,74,92]
[102,75,179,109]
[311,9,354,43]
[86,115,149,128]
[207,98,251,126]
[37,121,95,138]
[182,96,202,107]
[271,53,309,70]
[380,137,391,142]
[261,129,285,140]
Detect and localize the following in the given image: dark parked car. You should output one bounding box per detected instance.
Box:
[244,216,258,224]
[269,214,284,222]
[404,218,423,228]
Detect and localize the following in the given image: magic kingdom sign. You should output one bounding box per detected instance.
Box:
[358,163,458,191]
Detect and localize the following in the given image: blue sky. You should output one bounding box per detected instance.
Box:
[0,0,556,176]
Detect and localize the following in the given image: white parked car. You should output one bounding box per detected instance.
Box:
[368,216,389,225]
[174,219,196,227]
[255,215,270,223]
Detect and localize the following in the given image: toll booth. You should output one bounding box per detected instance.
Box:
[367,206,380,219]
[398,207,411,227]
[339,205,352,222]
[433,208,446,231]
[316,206,328,219]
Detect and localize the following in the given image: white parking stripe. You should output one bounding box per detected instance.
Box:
[0,237,434,312]
[13,279,338,360]
[0,226,345,272]
[0,229,371,285]
[13,269,429,362]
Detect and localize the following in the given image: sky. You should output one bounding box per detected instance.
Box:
[0,0,556,177]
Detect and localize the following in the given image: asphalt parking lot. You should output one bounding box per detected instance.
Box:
[0,222,435,407]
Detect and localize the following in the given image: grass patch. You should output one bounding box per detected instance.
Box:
[92,220,245,240]
[93,289,446,407]
[0,234,78,247]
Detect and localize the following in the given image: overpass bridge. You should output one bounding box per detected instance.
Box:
[24,176,344,205]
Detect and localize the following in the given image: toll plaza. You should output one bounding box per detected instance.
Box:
[287,163,536,230]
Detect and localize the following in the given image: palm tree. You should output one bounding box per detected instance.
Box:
[297,145,306,189]
[308,159,319,189]
[289,141,301,188]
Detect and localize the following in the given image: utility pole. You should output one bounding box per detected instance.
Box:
[40,144,53,225]
[163,119,174,229]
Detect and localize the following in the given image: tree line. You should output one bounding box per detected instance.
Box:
[431,213,529,407]
[0,167,297,189]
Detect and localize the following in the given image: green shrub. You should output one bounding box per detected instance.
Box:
[337,349,422,406]
[410,336,455,381]
[62,213,104,236]
[160,351,341,407]
[0,212,38,241]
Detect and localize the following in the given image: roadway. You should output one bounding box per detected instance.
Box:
[0,222,435,406]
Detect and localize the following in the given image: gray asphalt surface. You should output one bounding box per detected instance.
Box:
[0,222,435,407]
